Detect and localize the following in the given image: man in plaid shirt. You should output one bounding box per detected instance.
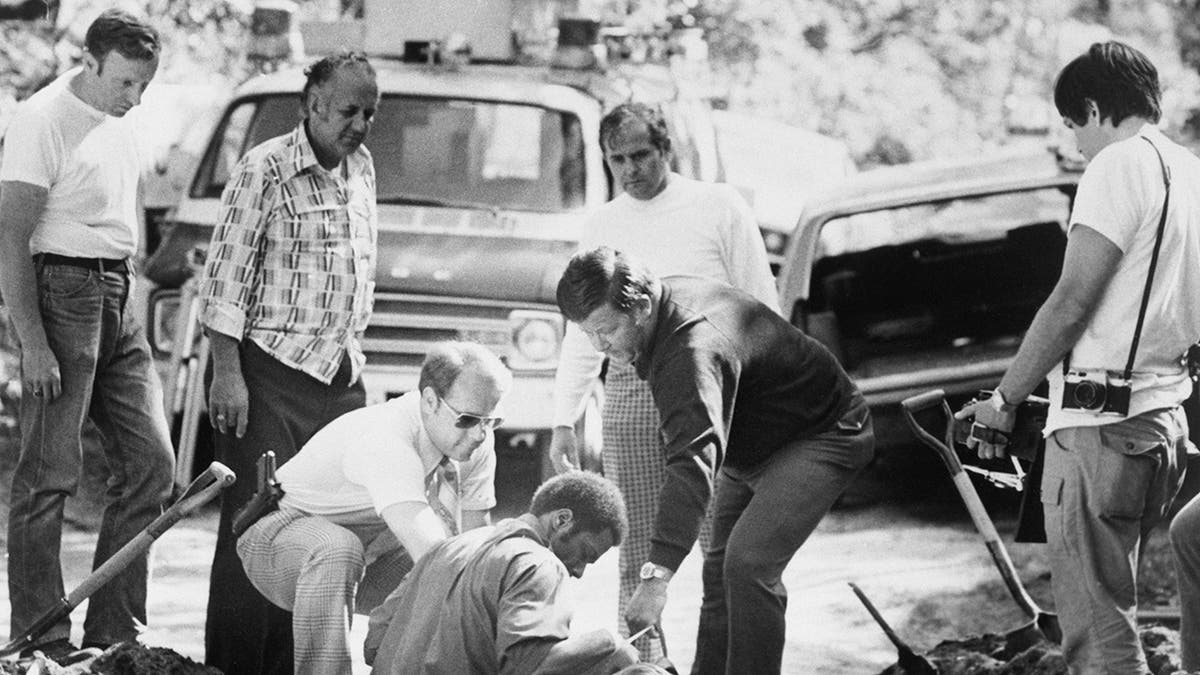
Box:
[197,51,380,674]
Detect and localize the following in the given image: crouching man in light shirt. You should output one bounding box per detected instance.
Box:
[237,341,511,674]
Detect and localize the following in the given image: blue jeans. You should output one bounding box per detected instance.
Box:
[1043,408,1189,675]
[8,263,175,646]
[692,397,874,675]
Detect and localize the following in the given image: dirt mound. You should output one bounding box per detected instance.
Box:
[879,625,1196,675]
[90,643,220,675]
[0,643,221,675]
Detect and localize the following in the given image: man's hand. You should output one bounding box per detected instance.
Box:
[208,369,249,438]
[624,578,668,636]
[577,632,639,675]
[22,343,62,402]
[548,426,580,475]
[954,393,1017,460]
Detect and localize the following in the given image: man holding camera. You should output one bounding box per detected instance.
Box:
[958,42,1200,674]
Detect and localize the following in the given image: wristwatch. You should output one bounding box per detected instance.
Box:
[639,562,673,582]
[989,389,1018,414]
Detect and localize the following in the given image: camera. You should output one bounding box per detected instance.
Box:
[1187,342,1200,382]
[1061,369,1130,416]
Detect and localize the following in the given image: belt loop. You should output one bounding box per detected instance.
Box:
[32,253,45,275]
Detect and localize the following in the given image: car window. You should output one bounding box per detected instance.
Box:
[194,94,586,213]
[805,186,1074,370]
[817,188,1071,258]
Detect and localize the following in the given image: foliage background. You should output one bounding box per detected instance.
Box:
[3,0,1200,166]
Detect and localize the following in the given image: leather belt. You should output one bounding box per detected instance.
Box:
[34,253,130,275]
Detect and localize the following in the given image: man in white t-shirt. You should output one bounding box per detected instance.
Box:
[0,10,174,660]
[549,102,778,659]
[236,341,511,674]
[958,42,1200,674]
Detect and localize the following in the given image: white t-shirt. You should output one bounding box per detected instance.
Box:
[1046,125,1200,432]
[277,391,497,523]
[0,68,142,259]
[551,174,779,427]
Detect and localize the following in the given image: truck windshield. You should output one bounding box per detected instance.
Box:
[194,94,586,213]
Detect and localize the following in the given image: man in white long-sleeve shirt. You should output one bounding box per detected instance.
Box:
[549,102,778,659]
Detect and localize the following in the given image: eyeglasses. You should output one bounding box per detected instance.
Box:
[438,397,504,430]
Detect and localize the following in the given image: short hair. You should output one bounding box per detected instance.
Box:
[84,9,159,64]
[302,50,376,109]
[417,341,512,398]
[1054,41,1161,126]
[530,471,627,545]
[556,247,659,322]
[599,102,671,154]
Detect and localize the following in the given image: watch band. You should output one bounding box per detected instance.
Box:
[639,561,672,582]
[990,389,1018,413]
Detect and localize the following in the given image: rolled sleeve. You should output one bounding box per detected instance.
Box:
[198,155,273,338]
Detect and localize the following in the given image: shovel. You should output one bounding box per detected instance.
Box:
[848,582,938,674]
[0,461,236,659]
[900,389,1062,650]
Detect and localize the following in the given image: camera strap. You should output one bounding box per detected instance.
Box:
[1062,135,1171,380]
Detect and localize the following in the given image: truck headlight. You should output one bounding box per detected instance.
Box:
[149,290,182,356]
[509,310,562,368]
[761,229,788,256]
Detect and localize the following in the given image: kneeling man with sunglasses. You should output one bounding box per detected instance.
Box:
[236,341,511,674]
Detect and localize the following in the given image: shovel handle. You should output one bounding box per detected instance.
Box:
[0,462,235,658]
[901,389,947,413]
[900,390,963,476]
[953,463,1045,623]
[848,582,910,651]
[901,390,1050,628]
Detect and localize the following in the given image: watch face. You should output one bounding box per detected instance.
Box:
[639,562,656,579]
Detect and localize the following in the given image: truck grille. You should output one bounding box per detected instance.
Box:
[362,292,549,368]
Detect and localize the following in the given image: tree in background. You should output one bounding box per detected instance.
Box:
[653,0,1200,165]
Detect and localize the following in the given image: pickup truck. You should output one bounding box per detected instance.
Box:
[142,56,726,498]
[777,146,1085,449]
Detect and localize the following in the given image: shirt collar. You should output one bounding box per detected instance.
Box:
[405,391,451,475]
[634,282,670,379]
[278,121,371,183]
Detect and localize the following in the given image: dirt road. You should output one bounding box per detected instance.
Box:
[0,492,1064,674]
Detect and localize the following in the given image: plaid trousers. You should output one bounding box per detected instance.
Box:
[603,363,713,660]
[237,509,414,675]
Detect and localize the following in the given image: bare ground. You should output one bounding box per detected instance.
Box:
[0,407,1186,674]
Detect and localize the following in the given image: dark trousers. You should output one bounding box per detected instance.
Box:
[692,398,874,675]
[203,341,364,675]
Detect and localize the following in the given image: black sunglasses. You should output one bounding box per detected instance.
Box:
[439,397,504,430]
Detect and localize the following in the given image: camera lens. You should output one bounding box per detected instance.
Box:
[1073,380,1105,409]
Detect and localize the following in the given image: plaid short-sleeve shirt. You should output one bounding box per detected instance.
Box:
[198,123,378,384]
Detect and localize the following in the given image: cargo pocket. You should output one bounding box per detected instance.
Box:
[1091,424,1163,519]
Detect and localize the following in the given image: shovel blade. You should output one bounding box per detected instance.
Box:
[1002,612,1062,658]
[1038,611,1063,644]
[897,647,939,675]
